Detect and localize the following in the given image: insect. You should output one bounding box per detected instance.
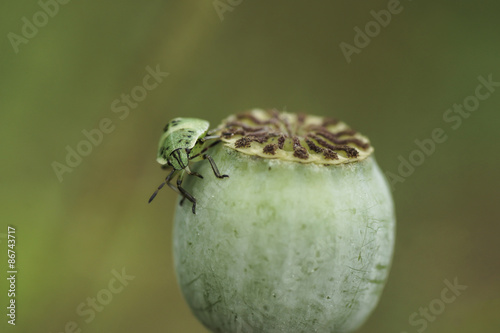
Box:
[148,117,228,214]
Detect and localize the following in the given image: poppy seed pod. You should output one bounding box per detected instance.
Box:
[172,109,396,333]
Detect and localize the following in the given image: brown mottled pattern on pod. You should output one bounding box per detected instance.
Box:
[217,109,372,164]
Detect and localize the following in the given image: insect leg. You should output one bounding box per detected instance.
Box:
[202,135,221,141]
[179,167,202,206]
[206,127,220,136]
[176,172,197,214]
[185,166,203,179]
[162,171,189,206]
[202,154,229,179]
[189,139,223,159]
[166,176,179,193]
[149,169,176,203]
[189,140,228,179]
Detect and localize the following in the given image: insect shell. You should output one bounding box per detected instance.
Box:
[149,117,228,214]
[157,117,210,168]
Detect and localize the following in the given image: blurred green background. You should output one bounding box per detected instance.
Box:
[1,1,499,332]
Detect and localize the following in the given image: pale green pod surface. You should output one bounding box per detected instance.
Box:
[172,110,396,333]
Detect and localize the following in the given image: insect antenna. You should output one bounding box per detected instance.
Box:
[148,182,166,203]
[149,169,176,203]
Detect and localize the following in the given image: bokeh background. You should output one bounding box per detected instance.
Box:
[1,1,499,332]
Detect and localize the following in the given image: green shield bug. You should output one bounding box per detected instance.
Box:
[148,117,228,214]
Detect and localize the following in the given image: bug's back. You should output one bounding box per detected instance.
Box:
[157,118,210,164]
